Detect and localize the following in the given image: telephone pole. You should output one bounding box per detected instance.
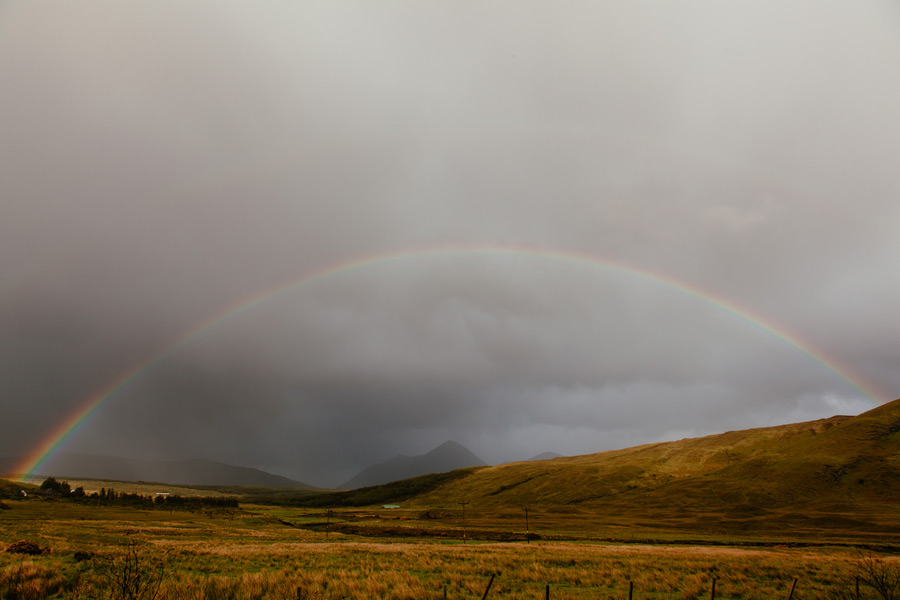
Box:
[524,506,530,542]
[460,501,469,544]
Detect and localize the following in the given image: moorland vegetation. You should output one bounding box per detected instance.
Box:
[3,399,900,598]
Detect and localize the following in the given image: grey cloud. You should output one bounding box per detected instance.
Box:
[2,1,898,486]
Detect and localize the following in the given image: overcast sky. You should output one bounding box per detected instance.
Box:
[2,1,899,487]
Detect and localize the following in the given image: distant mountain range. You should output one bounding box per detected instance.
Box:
[0,453,312,489]
[339,440,486,489]
[9,398,900,515]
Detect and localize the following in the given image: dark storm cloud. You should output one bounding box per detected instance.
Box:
[2,1,899,486]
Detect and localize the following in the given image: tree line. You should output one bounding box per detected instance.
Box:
[37,476,238,509]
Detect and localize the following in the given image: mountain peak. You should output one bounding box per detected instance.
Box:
[426,440,475,457]
[339,441,486,490]
[528,451,562,461]
[431,440,465,450]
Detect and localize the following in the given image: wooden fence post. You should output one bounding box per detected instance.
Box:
[628,580,633,600]
[787,578,797,599]
[544,583,549,599]
[710,577,716,600]
[480,574,495,600]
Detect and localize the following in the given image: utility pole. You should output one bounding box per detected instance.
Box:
[460,501,469,544]
[524,506,530,542]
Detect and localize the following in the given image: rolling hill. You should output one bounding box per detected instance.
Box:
[0,453,313,489]
[405,399,900,510]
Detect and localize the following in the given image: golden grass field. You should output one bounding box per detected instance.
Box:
[2,498,896,599]
[7,403,900,598]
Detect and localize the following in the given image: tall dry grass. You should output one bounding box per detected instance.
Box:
[1,501,895,599]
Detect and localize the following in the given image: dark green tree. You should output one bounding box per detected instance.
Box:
[39,476,71,495]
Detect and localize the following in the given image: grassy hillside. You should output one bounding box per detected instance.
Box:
[0,478,39,499]
[12,476,237,498]
[407,399,900,511]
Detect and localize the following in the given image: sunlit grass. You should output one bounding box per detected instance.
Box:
[2,500,892,598]
[12,476,234,498]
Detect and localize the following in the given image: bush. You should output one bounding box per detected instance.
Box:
[100,541,165,600]
[857,551,900,600]
[6,541,45,556]
[827,551,900,600]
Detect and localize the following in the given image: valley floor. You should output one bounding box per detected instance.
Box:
[1,500,897,599]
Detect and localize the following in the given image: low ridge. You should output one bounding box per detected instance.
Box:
[1,453,313,489]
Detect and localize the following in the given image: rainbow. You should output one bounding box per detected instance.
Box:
[12,244,887,480]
